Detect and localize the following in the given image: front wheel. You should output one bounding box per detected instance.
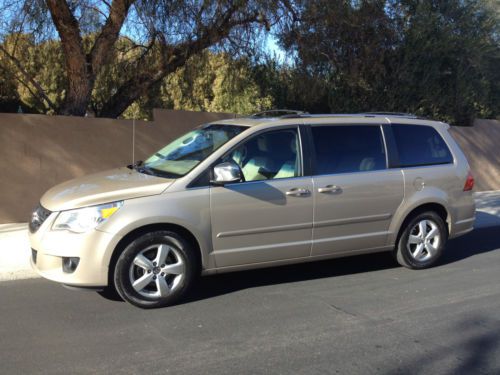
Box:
[394,211,448,269]
[113,230,199,308]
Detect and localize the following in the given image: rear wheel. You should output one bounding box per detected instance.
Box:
[114,230,198,308]
[394,211,447,269]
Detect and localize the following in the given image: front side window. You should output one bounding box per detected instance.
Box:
[225,128,301,182]
[392,124,453,167]
[144,124,246,178]
[311,125,387,175]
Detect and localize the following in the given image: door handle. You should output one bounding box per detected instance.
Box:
[286,188,311,197]
[318,185,341,193]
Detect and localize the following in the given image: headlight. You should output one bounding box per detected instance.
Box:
[52,201,123,233]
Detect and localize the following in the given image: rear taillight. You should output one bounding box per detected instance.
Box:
[463,171,475,191]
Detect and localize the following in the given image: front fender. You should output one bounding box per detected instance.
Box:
[98,189,213,271]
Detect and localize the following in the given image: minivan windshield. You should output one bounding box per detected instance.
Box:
[143,124,246,178]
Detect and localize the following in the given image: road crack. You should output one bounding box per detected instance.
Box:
[325,302,358,318]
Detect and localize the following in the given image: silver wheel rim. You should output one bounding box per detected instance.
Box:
[407,219,441,262]
[129,243,185,298]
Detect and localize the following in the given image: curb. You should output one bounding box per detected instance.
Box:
[0,223,39,282]
[0,270,40,282]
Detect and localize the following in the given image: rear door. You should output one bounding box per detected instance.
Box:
[310,124,404,256]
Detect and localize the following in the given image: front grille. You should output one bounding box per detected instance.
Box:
[29,204,52,233]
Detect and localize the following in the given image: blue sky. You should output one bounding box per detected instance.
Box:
[265,34,287,61]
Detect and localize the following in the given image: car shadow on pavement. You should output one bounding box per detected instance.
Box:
[443,222,500,265]
[181,222,500,305]
[100,250,399,304]
[183,252,398,304]
[385,314,500,374]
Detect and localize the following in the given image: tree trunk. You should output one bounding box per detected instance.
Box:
[44,1,259,118]
[60,55,92,116]
[46,0,90,116]
[46,0,133,116]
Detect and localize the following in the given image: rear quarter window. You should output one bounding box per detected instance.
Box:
[392,124,453,167]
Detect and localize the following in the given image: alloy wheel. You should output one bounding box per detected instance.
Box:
[128,244,185,298]
[407,219,441,262]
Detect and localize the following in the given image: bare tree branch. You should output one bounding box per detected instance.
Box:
[98,6,262,118]
[90,0,135,70]
[0,44,57,111]
[3,0,281,117]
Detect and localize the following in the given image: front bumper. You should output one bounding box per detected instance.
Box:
[29,224,119,287]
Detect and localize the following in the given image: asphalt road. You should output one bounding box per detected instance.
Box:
[1,224,500,374]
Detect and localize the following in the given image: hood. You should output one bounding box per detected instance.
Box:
[40,167,174,211]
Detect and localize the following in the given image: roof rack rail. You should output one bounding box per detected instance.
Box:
[361,112,417,117]
[241,111,432,121]
[249,109,308,119]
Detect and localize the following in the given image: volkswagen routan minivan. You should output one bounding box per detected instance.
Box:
[29,111,476,308]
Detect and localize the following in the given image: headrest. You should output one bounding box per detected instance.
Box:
[290,137,297,154]
[257,136,269,152]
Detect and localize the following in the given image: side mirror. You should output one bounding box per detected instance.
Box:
[211,161,243,185]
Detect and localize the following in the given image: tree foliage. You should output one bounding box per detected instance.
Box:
[0,33,65,113]
[277,0,500,125]
[0,0,498,125]
[161,52,273,115]
[0,0,287,117]
[390,0,500,124]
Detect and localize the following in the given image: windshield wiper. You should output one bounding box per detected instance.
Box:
[147,166,181,179]
[128,160,179,179]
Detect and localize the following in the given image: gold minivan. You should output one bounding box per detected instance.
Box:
[29,112,476,308]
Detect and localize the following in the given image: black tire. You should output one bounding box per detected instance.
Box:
[113,230,199,309]
[394,211,448,269]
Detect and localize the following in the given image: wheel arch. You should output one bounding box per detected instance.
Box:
[393,202,450,247]
[107,223,204,287]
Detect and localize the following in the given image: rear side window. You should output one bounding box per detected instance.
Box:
[311,125,386,175]
[392,125,453,167]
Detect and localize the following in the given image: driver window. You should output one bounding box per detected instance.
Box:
[227,129,301,182]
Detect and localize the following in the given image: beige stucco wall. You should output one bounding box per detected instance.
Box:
[449,119,500,192]
[0,112,498,223]
[0,110,234,223]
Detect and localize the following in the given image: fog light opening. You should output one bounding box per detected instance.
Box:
[62,257,80,273]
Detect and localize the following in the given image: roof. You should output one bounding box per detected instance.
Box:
[210,111,447,128]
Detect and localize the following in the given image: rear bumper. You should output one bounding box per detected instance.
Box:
[449,216,475,239]
[449,191,476,239]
